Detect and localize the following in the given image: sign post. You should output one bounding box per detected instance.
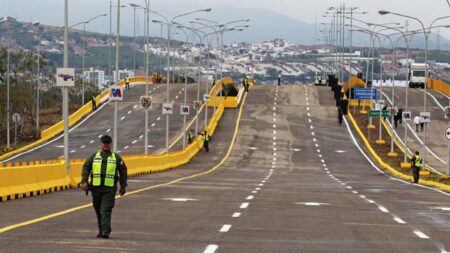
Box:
[140,96,152,109]
[110,86,123,152]
[446,125,450,175]
[56,67,74,175]
[12,113,21,146]
[203,94,210,129]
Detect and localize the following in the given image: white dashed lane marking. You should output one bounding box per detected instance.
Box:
[219,225,232,233]
[413,230,430,239]
[240,203,249,209]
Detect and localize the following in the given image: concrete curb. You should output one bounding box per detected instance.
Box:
[347,112,450,192]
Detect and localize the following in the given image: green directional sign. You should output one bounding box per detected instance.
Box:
[369,110,391,117]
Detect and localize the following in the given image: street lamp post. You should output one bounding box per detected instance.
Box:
[379,10,450,169]
[152,7,212,153]
[71,14,107,106]
[109,2,126,86]
[113,0,121,152]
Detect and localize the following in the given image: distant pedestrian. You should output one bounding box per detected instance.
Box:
[91,95,97,111]
[413,115,421,132]
[382,106,388,120]
[277,76,281,86]
[125,75,130,90]
[243,76,249,92]
[188,129,195,144]
[410,151,423,184]
[419,116,425,132]
[338,106,343,125]
[199,130,210,152]
[394,109,403,128]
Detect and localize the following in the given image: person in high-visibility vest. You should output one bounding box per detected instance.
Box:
[91,95,97,111]
[188,129,195,144]
[125,75,131,90]
[199,130,210,152]
[81,135,127,239]
[410,151,423,184]
[243,77,249,92]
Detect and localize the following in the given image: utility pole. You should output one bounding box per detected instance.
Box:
[63,0,70,175]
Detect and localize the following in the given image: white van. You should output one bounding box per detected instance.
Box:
[408,63,427,88]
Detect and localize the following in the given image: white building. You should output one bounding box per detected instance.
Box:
[84,68,105,89]
[113,69,135,83]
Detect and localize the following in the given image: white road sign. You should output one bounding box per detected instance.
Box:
[402,111,411,121]
[180,105,190,115]
[446,126,450,142]
[420,112,431,123]
[12,113,21,123]
[110,86,124,101]
[56,68,75,87]
[162,103,173,115]
[194,101,202,110]
[140,96,152,109]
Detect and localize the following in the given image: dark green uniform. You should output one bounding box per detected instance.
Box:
[82,150,127,236]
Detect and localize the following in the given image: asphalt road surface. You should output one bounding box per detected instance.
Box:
[1,85,450,252]
[1,82,213,163]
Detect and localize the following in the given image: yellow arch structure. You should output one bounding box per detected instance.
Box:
[207,77,247,108]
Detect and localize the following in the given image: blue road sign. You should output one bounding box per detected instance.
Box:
[354,88,377,100]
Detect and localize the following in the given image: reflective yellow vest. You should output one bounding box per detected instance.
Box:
[414,155,422,167]
[204,133,209,142]
[125,77,130,83]
[92,151,117,187]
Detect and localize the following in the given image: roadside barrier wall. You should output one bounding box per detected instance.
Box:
[347,112,450,192]
[428,78,450,96]
[0,100,226,201]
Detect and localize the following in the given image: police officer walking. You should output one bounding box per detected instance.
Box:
[81,135,127,239]
[91,95,97,111]
[199,130,210,152]
[125,75,131,90]
[410,151,423,184]
[188,129,195,144]
[243,76,249,92]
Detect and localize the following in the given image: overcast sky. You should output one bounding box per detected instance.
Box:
[2,0,450,40]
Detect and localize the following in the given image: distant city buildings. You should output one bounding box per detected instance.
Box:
[84,68,105,89]
[113,69,135,83]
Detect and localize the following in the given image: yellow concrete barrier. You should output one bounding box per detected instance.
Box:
[348,112,450,192]
[207,77,243,108]
[428,78,450,96]
[0,162,70,202]
[0,98,228,201]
